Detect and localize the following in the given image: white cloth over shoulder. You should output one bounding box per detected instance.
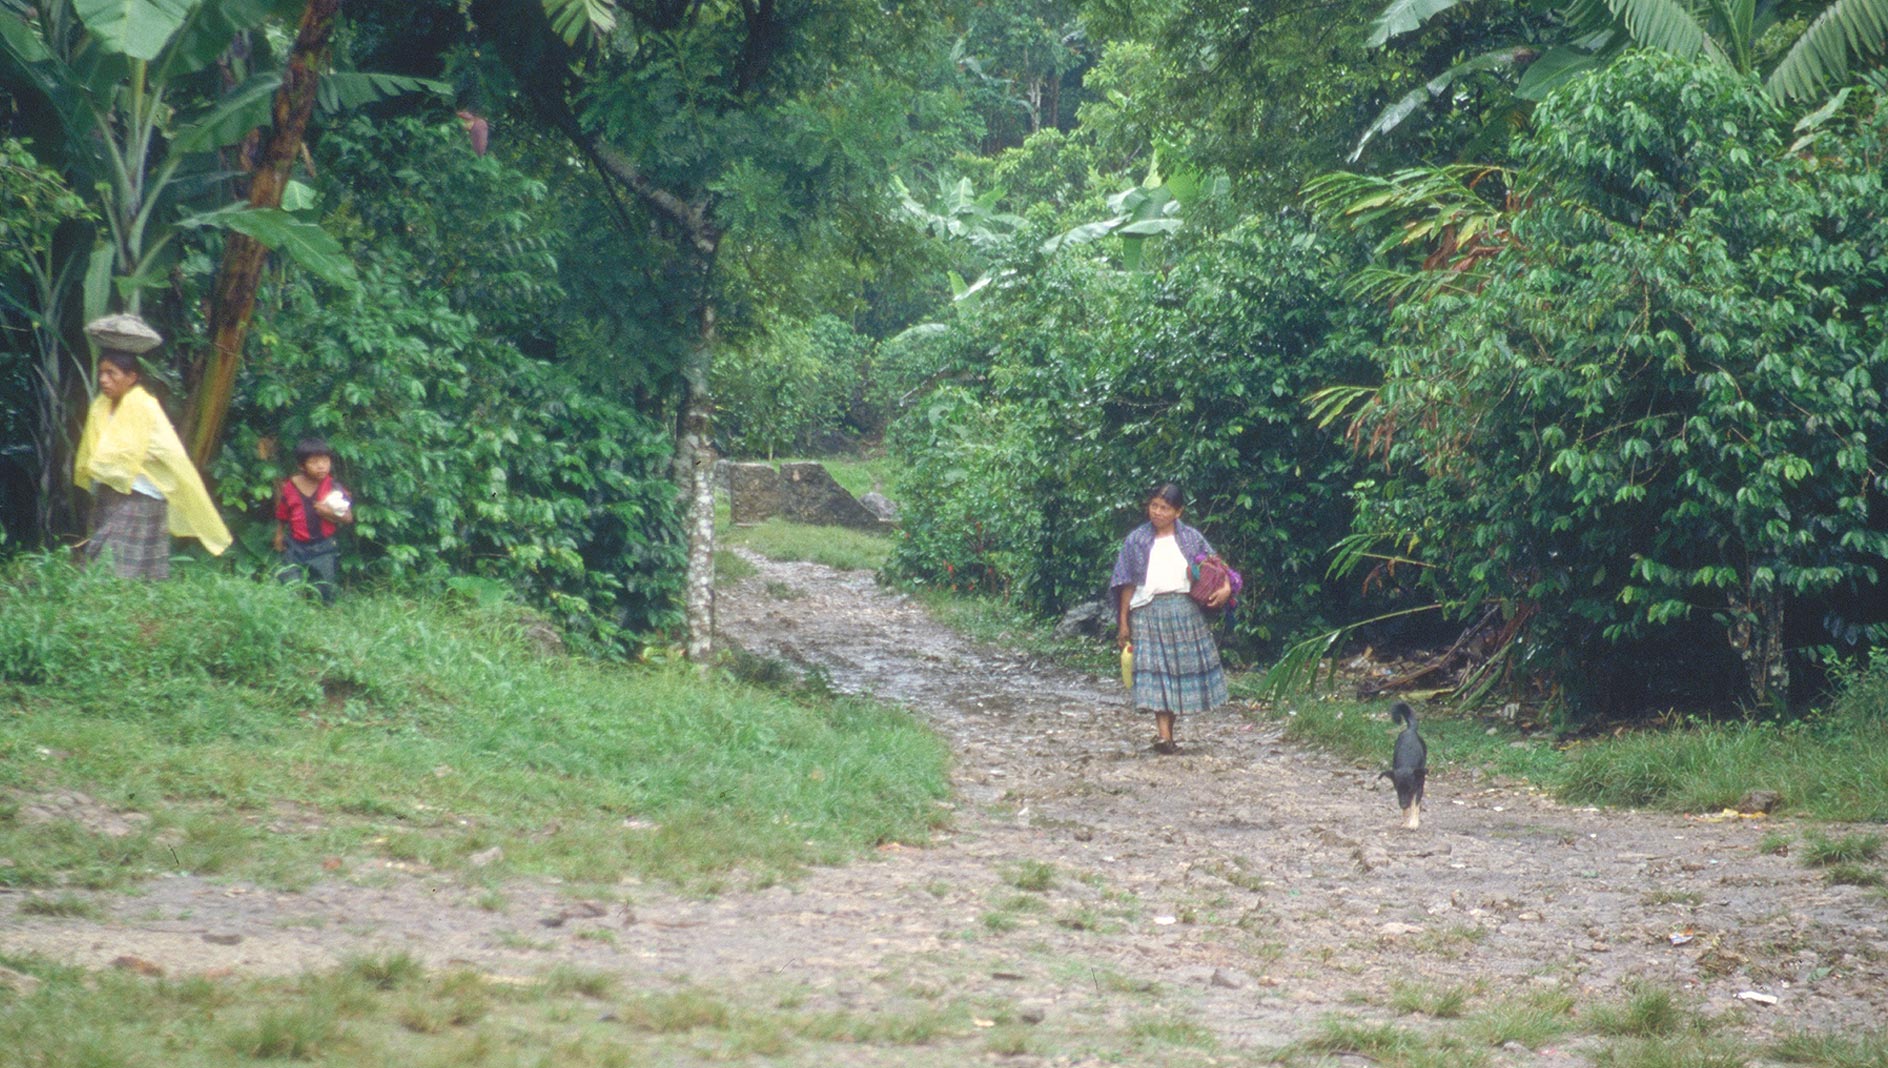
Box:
[1130,534,1190,608]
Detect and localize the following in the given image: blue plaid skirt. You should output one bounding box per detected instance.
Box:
[86,486,170,580]
[1130,593,1228,714]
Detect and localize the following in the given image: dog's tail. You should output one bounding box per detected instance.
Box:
[1390,701,1416,729]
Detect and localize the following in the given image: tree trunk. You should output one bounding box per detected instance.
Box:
[1731,588,1788,706]
[678,300,718,665]
[182,0,340,467]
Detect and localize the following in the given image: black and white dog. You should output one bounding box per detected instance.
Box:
[1380,701,1427,829]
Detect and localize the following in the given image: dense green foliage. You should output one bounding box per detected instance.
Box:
[712,315,875,457]
[888,49,1888,716]
[5,0,1887,718]
[1343,55,1888,709]
[0,553,951,889]
[887,215,1375,643]
[199,117,684,643]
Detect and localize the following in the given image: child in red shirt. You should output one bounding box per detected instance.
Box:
[273,437,354,604]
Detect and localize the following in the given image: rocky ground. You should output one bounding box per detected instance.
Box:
[3,550,1885,1063]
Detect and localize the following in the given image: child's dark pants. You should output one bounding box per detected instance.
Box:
[279,537,339,605]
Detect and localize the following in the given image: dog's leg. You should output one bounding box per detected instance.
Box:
[1404,803,1421,830]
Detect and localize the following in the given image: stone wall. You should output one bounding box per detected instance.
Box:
[726,461,891,532]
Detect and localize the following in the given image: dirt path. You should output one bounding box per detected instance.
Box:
[5,551,1885,1061]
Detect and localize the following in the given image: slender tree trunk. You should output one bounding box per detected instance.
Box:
[1731,588,1788,706]
[182,0,340,467]
[677,297,719,665]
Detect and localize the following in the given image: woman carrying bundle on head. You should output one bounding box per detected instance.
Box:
[1109,482,1230,754]
[72,314,232,579]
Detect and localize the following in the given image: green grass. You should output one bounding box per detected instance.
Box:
[714,549,759,583]
[1237,669,1888,824]
[721,518,893,572]
[1584,985,1698,1039]
[1003,859,1057,892]
[0,554,950,892]
[1799,831,1882,867]
[1463,988,1576,1049]
[1769,1028,1888,1067]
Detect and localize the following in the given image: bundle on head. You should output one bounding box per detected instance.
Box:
[1380,701,1427,830]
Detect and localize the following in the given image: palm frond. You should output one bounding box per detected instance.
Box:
[1256,604,1442,701]
[1605,0,1711,55]
[1766,0,1888,100]
[1349,47,1534,161]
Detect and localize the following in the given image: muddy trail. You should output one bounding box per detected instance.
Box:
[5,551,1885,1063]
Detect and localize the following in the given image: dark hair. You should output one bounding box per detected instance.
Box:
[1146,482,1185,510]
[98,350,141,375]
[292,437,335,468]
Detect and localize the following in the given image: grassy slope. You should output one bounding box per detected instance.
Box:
[0,554,950,893]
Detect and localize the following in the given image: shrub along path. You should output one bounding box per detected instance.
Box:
[3,551,1885,1063]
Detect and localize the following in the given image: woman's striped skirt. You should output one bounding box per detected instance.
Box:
[1129,592,1228,714]
[86,486,170,580]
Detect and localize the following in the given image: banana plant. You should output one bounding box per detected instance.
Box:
[1041,160,1227,271]
[0,0,453,316]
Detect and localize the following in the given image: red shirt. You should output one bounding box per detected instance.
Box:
[276,474,344,542]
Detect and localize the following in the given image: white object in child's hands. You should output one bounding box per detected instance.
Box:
[323,488,350,516]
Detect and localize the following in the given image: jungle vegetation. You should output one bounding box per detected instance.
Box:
[3,0,1885,721]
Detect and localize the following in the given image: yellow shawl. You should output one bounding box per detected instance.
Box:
[74,385,232,555]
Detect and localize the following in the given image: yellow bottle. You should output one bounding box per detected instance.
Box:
[1120,644,1134,689]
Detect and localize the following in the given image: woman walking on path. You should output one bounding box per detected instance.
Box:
[72,315,231,578]
[1109,483,1229,753]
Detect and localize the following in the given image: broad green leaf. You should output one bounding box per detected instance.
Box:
[1116,218,1183,236]
[1350,47,1532,160]
[0,11,53,63]
[1367,0,1475,46]
[316,71,452,111]
[281,179,317,213]
[82,243,115,332]
[74,0,200,60]
[170,72,279,153]
[543,0,615,44]
[1516,46,1601,100]
[180,205,357,288]
[1041,217,1127,254]
[153,0,293,81]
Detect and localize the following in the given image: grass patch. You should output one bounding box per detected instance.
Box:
[1820,863,1883,887]
[1003,859,1057,892]
[1799,831,1882,867]
[1464,988,1576,1049]
[13,894,102,920]
[0,554,950,892]
[713,550,759,583]
[1554,707,1888,822]
[1130,1015,1216,1048]
[1237,694,1564,784]
[721,518,892,571]
[1388,980,1473,1018]
[1590,1036,1751,1068]
[1769,1028,1888,1067]
[1242,657,1888,823]
[1584,984,1700,1039]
